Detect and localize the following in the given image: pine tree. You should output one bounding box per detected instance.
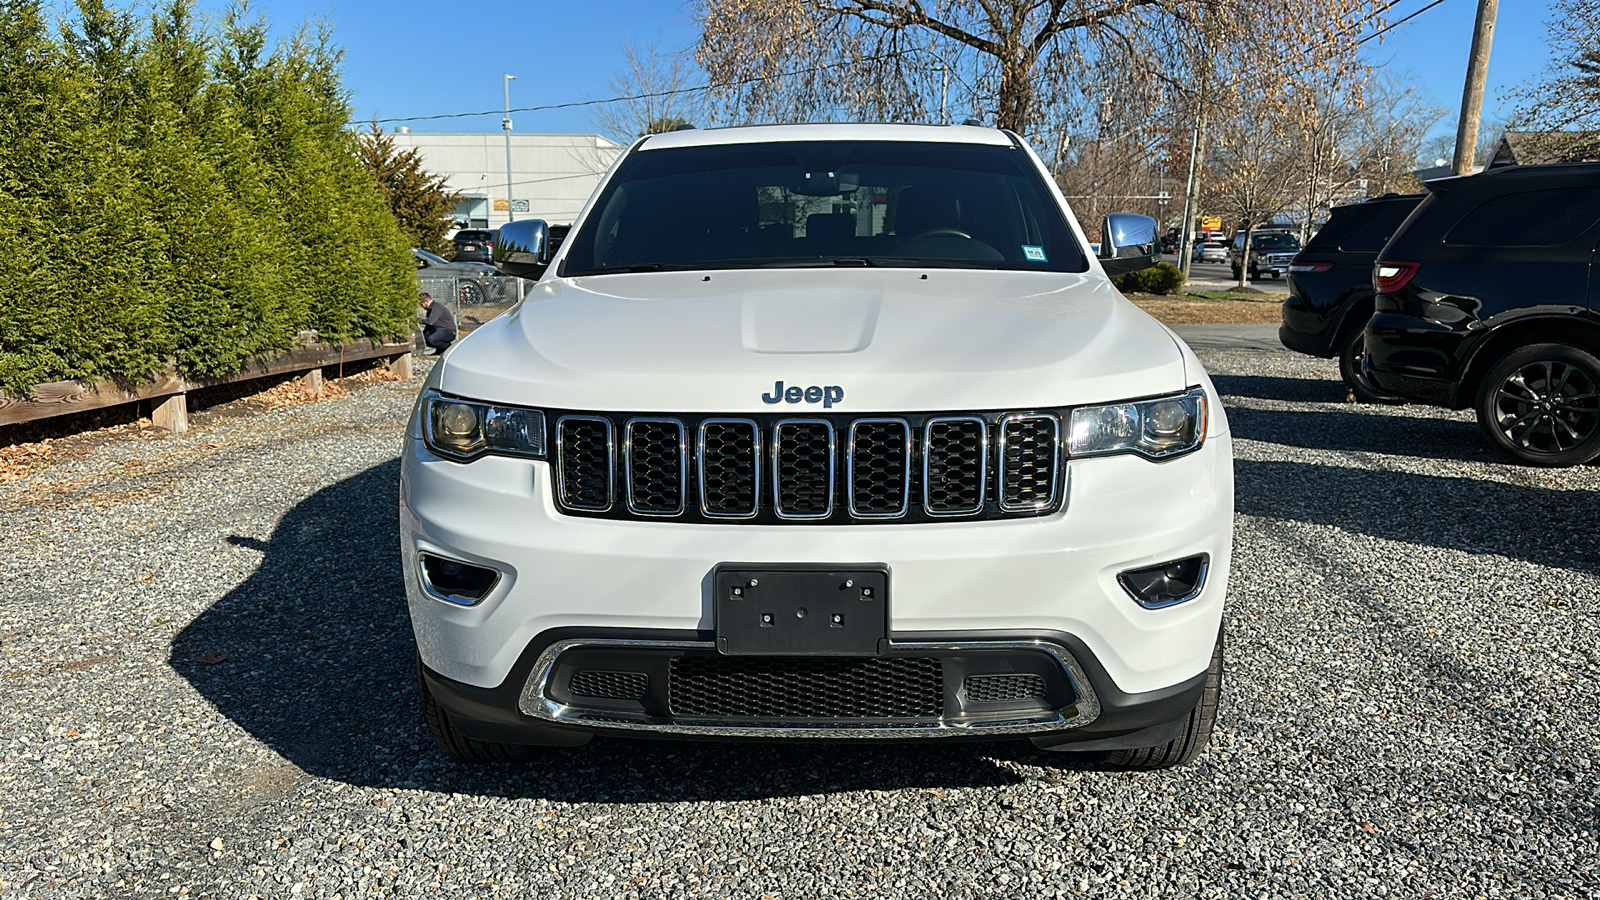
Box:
[358,123,460,256]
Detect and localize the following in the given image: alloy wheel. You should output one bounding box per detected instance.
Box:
[1491,360,1600,455]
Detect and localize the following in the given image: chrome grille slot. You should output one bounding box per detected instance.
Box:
[698,419,760,517]
[772,420,835,519]
[624,418,686,515]
[556,416,614,511]
[923,416,987,515]
[848,419,911,517]
[998,414,1060,511]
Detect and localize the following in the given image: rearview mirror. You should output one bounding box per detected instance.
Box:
[1098,213,1160,277]
[494,219,552,280]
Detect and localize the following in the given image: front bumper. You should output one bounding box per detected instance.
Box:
[419,627,1211,747]
[401,420,1232,742]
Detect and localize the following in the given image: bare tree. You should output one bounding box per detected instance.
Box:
[1513,0,1600,143]
[590,36,706,145]
[1203,86,1301,288]
[1349,71,1445,196]
[692,0,1388,136]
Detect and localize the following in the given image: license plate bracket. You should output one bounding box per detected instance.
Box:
[714,564,888,656]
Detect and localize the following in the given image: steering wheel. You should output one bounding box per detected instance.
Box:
[905,227,972,241]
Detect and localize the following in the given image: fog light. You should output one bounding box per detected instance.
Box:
[1117,554,1209,609]
[419,553,500,605]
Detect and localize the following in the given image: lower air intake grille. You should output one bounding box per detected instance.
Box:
[964,674,1046,703]
[569,670,649,700]
[668,656,944,718]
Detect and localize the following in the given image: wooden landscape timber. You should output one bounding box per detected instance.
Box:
[0,337,414,433]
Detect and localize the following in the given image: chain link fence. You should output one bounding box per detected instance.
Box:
[416,274,524,334]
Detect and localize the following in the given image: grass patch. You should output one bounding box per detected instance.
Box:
[1128,290,1286,324]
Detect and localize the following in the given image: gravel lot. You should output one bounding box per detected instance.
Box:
[1,349,1596,899]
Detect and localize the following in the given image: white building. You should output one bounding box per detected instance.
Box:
[389,130,623,230]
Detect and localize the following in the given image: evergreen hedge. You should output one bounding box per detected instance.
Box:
[0,0,417,396]
[1111,262,1188,296]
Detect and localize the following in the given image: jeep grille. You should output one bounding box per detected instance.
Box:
[551,410,1064,524]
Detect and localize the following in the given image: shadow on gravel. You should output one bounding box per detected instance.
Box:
[1236,458,1600,575]
[171,460,1033,800]
[1211,373,1349,404]
[1223,406,1495,463]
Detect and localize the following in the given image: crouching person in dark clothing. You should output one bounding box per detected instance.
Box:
[419,293,456,354]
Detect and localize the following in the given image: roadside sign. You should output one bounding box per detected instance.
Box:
[1200,216,1222,230]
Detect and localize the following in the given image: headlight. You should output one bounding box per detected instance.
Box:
[422,392,546,461]
[1068,388,1207,460]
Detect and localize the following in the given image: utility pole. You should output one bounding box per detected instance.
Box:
[1452,0,1498,176]
[1177,111,1203,277]
[940,61,949,124]
[503,73,517,222]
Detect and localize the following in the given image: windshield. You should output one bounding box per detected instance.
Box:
[561,140,1089,276]
[1251,233,1300,251]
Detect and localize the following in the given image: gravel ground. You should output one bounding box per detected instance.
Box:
[1,350,1596,899]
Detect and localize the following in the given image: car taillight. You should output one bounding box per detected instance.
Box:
[1288,261,1333,273]
[1373,261,1419,293]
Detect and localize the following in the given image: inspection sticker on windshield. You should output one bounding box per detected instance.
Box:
[1022,245,1047,262]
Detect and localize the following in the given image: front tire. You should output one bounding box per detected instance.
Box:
[416,656,539,763]
[1475,343,1600,467]
[1104,634,1223,770]
[1338,328,1402,404]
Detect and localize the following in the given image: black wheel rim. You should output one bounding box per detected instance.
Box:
[1493,360,1600,454]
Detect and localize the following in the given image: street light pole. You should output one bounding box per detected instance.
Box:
[503,73,517,223]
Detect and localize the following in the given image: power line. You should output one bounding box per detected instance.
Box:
[356,52,909,126]
[1357,0,1454,45]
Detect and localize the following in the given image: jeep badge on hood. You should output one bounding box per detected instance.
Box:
[762,381,845,408]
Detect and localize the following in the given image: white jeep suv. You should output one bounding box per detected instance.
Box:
[401,123,1233,768]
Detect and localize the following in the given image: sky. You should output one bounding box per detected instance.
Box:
[183,0,1562,146]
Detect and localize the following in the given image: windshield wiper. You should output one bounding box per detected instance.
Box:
[569,263,702,276]
[756,257,917,268]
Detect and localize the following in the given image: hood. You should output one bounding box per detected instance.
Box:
[439,268,1187,413]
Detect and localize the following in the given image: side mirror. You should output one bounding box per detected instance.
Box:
[1098,213,1160,277]
[494,219,552,279]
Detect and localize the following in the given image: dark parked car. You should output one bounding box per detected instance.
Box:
[1229,230,1300,280]
[451,229,497,263]
[1365,163,1600,466]
[1279,193,1424,401]
[413,248,497,306]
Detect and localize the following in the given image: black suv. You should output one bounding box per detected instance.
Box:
[1279,193,1424,401]
[451,229,497,263]
[1365,163,1600,466]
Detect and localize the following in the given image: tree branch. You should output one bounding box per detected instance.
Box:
[824,0,1002,57]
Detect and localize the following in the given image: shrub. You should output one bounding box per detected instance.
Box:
[1111,262,1188,296]
[0,0,416,395]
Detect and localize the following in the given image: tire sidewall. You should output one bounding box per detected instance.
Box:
[1339,328,1403,404]
[1475,342,1600,467]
